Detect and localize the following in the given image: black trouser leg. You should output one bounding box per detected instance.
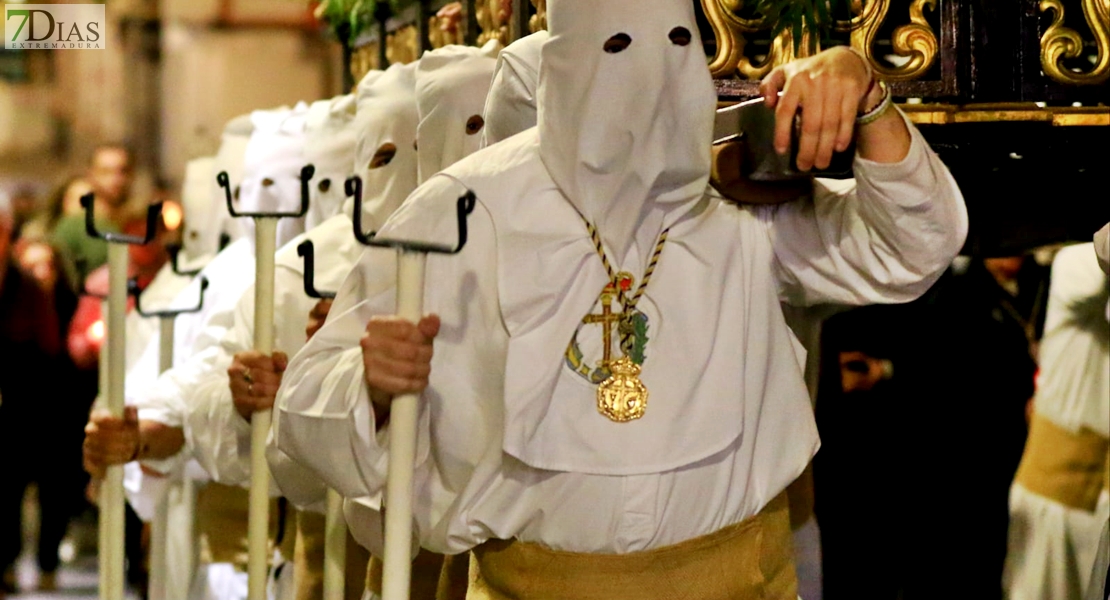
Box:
[35,469,73,574]
[0,477,27,576]
[125,502,146,589]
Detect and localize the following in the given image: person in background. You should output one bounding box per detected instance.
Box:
[815,253,1046,600]
[52,144,136,292]
[19,177,93,244]
[7,186,40,239]
[0,189,80,593]
[1003,235,1109,600]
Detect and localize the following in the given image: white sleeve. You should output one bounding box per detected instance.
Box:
[181,285,254,486]
[766,109,969,307]
[265,265,333,511]
[135,291,241,474]
[125,322,161,407]
[272,249,397,501]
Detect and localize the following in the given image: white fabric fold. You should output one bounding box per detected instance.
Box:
[414,41,499,183]
[481,31,546,147]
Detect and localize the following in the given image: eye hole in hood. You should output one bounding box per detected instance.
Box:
[603,33,632,53]
[668,26,691,46]
[369,143,397,169]
[465,115,485,136]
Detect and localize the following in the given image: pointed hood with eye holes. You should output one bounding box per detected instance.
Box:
[351,63,419,231]
[238,103,310,250]
[481,30,547,148]
[180,155,217,264]
[538,0,716,259]
[205,113,255,258]
[304,94,358,230]
[414,40,500,183]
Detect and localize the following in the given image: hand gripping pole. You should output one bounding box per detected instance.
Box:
[81,193,163,600]
[218,166,311,600]
[349,175,476,600]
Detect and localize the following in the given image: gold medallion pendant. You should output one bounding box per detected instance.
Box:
[597,357,649,422]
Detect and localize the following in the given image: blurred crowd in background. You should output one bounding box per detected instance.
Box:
[0,144,180,593]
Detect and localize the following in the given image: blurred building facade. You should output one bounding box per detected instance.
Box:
[0,0,342,195]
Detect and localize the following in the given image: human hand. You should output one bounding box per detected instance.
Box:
[360,315,440,422]
[83,406,140,477]
[228,351,289,422]
[305,299,333,341]
[760,46,879,171]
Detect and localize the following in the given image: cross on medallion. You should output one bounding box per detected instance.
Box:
[582,273,634,367]
[582,284,621,366]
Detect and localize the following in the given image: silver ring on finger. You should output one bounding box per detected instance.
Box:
[243,369,253,384]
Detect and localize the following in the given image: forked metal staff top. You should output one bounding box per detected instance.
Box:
[296,240,336,300]
[166,244,202,276]
[80,193,163,245]
[216,164,313,219]
[127,276,210,318]
[346,175,476,254]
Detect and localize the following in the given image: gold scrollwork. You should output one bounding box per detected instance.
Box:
[529,0,547,33]
[477,0,511,46]
[351,43,379,82]
[1040,0,1110,85]
[386,25,419,65]
[428,2,465,49]
[428,16,464,49]
[703,0,939,82]
[702,0,766,79]
[850,0,939,81]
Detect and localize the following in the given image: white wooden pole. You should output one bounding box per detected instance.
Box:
[158,317,175,373]
[248,218,278,600]
[175,475,199,600]
[97,300,110,600]
[148,317,176,600]
[100,243,129,600]
[380,250,427,600]
[149,495,169,600]
[323,488,347,600]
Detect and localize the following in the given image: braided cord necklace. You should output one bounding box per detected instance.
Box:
[580,218,670,422]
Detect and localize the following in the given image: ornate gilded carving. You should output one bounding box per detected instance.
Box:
[429,2,465,49]
[476,0,511,46]
[529,0,546,33]
[386,25,419,65]
[702,0,765,79]
[850,0,939,81]
[1040,0,1110,85]
[351,43,379,82]
[703,0,939,82]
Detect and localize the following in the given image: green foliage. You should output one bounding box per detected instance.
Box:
[316,0,423,44]
[317,0,375,43]
[753,0,851,55]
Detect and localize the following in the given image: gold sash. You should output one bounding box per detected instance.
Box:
[1015,414,1110,512]
[195,482,295,570]
[295,511,372,600]
[469,492,796,600]
[365,549,451,599]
